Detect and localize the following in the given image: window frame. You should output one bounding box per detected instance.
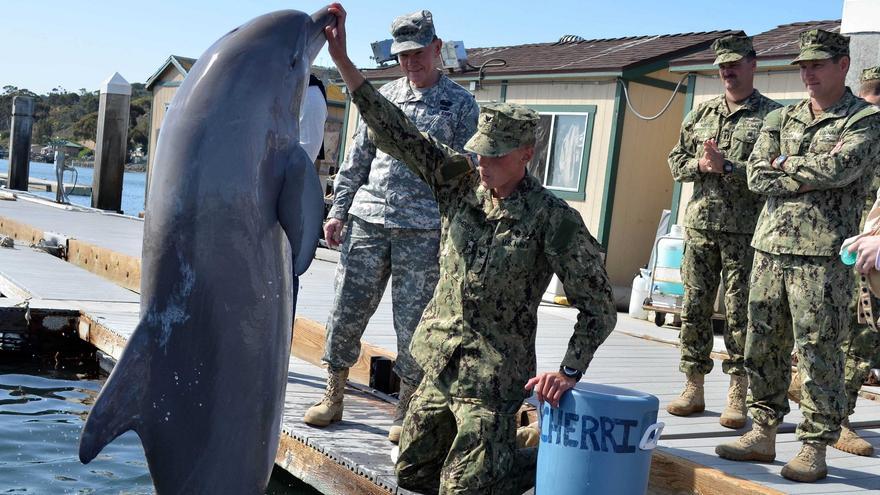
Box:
[527,104,596,201]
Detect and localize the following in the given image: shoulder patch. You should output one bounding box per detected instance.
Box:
[549,214,580,252]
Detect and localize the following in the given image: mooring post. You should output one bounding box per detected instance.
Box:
[92,72,131,212]
[8,96,34,191]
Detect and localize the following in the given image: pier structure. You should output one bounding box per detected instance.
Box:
[1,191,880,494]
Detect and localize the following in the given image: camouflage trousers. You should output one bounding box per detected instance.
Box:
[678,228,753,376]
[395,354,537,495]
[841,273,880,417]
[745,250,850,445]
[322,216,440,385]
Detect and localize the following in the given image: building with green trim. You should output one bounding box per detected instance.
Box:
[343,30,737,292]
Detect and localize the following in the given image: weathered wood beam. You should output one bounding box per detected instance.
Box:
[291,316,397,387]
[649,450,786,495]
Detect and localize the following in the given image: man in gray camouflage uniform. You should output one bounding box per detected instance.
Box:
[716,30,880,482]
[667,35,780,429]
[303,10,479,444]
[325,5,617,492]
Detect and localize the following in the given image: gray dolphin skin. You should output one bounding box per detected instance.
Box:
[78,8,334,494]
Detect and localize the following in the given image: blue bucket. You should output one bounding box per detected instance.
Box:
[535,383,664,495]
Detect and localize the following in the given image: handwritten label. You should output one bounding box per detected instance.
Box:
[540,403,639,454]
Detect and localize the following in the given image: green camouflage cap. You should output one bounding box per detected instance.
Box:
[711,35,754,65]
[861,66,880,82]
[390,10,436,55]
[464,103,539,157]
[791,29,849,64]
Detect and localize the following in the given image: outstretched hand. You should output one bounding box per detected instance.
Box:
[325,4,348,62]
[324,3,366,91]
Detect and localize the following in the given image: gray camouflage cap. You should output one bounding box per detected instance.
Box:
[712,35,754,65]
[791,29,849,64]
[390,10,436,55]
[861,66,880,82]
[464,103,539,157]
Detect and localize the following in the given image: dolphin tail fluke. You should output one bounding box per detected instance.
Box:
[79,325,150,464]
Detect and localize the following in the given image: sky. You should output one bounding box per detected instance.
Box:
[1,0,844,95]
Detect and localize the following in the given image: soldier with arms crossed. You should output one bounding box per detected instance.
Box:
[716,30,880,483]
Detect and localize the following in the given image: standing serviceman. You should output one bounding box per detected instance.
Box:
[303,9,479,444]
[666,35,780,429]
[716,30,880,482]
[324,5,618,492]
[827,65,880,457]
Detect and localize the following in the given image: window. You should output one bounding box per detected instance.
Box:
[525,105,595,201]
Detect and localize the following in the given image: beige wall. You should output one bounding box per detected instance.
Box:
[674,69,806,218]
[605,74,686,287]
[146,69,186,194]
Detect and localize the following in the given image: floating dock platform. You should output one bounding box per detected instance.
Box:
[2,189,880,494]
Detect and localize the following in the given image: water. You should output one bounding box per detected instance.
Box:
[0,159,146,217]
[0,350,320,494]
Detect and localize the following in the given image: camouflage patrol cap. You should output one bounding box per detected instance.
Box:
[711,35,754,65]
[390,10,436,55]
[861,66,880,82]
[464,103,540,157]
[791,29,850,64]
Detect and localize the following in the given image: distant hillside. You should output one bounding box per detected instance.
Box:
[0,83,152,155]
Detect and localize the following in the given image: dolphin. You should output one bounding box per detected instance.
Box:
[78,8,333,493]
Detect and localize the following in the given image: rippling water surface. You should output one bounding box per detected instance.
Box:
[0,353,318,494]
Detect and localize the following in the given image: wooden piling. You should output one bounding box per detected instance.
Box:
[91,73,131,212]
[7,96,34,191]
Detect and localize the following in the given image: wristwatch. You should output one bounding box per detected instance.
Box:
[723,160,733,174]
[775,154,789,170]
[560,366,583,382]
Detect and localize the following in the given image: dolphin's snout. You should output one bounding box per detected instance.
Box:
[310,7,336,32]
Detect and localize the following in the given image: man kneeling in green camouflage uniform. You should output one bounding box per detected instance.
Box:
[667,35,780,429]
[325,5,617,493]
[715,30,880,482]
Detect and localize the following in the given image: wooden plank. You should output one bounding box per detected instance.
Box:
[67,238,141,293]
[276,433,391,495]
[292,316,397,387]
[649,449,786,495]
[78,312,131,361]
[0,215,43,245]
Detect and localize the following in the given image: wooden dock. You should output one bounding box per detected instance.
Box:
[2,190,880,494]
[0,172,92,196]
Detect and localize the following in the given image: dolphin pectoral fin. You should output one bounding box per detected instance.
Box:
[79,324,150,464]
[278,147,323,277]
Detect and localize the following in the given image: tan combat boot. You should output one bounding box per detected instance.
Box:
[833,419,874,456]
[666,373,705,416]
[388,381,416,444]
[715,423,777,462]
[516,421,541,448]
[781,442,827,482]
[303,367,349,427]
[719,374,748,429]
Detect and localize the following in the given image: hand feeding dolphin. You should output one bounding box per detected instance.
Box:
[79,8,334,493]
